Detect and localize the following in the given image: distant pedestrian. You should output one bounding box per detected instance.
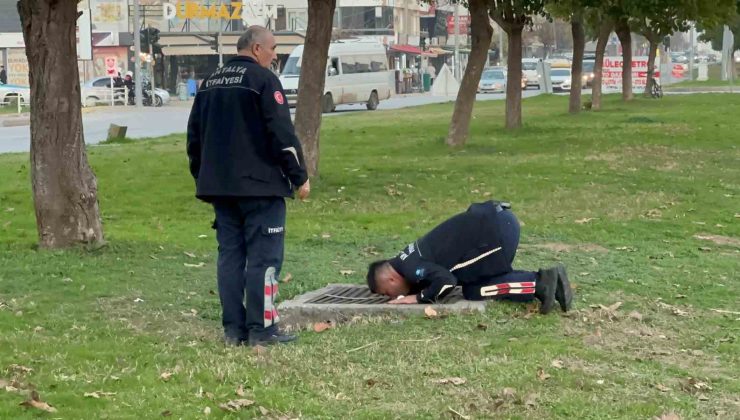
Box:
[427,64,436,84]
[0,65,7,85]
[187,26,310,347]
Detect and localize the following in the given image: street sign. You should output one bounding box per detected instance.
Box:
[446,15,470,35]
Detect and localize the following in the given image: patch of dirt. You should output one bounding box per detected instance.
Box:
[584,153,620,162]
[694,234,740,248]
[524,243,609,254]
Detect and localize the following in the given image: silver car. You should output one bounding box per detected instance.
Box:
[81,76,171,107]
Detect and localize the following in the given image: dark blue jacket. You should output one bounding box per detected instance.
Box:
[389,201,510,303]
[187,56,308,202]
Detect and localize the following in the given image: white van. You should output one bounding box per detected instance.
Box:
[522,58,542,89]
[279,41,394,113]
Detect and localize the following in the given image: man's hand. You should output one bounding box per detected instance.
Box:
[388,295,418,305]
[297,179,310,200]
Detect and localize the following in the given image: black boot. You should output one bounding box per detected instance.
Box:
[535,267,558,314]
[248,330,297,347]
[556,265,573,312]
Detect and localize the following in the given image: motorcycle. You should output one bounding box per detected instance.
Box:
[126,78,163,107]
[650,77,663,98]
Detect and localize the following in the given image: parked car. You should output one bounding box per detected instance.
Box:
[81,76,170,107]
[0,84,30,106]
[522,58,542,89]
[550,68,572,92]
[478,67,507,93]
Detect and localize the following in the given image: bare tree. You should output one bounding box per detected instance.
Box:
[490,0,547,129]
[591,20,612,110]
[17,0,104,248]
[615,18,633,101]
[569,14,585,113]
[446,0,493,146]
[293,0,336,177]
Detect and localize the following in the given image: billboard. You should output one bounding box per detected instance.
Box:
[601,56,660,92]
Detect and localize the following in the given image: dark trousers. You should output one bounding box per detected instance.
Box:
[212,197,286,340]
[462,210,537,302]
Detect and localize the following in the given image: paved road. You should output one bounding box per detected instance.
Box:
[0,89,546,155]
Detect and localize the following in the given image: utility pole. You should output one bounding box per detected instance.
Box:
[133,0,143,108]
[454,2,460,80]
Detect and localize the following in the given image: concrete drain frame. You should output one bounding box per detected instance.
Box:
[277,284,486,328]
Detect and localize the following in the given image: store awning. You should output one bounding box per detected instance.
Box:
[428,47,453,55]
[389,44,435,56]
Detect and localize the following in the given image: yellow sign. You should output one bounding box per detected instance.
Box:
[163,1,243,20]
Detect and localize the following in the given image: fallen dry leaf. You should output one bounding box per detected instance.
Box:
[537,368,551,381]
[160,372,173,381]
[321,233,331,239]
[424,306,438,318]
[500,387,516,398]
[19,390,56,413]
[203,406,211,415]
[313,322,333,333]
[161,410,173,417]
[253,345,267,355]
[550,360,564,369]
[432,377,466,386]
[698,247,712,252]
[184,252,196,258]
[9,364,33,374]
[655,383,671,392]
[476,323,488,331]
[628,311,643,321]
[281,273,293,283]
[259,406,269,416]
[575,217,596,224]
[448,407,471,419]
[184,262,206,268]
[339,270,355,276]
[236,385,246,397]
[219,399,255,412]
[697,393,709,401]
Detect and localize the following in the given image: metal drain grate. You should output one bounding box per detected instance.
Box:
[304,285,464,305]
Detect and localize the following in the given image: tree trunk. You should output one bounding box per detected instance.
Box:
[293,0,336,178]
[644,36,658,97]
[505,25,524,129]
[446,0,492,147]
[569,17,585,114]
[616,19,633,101]
[18,0,104,249]
[592,21,612,111]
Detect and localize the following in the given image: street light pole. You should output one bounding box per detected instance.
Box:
[133,0,143,108]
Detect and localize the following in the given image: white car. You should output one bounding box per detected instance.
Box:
[0,84,31,106]
[550,68,572,92]
[81,76,170,107]
[478,68,507,93]
[522,58,542,89]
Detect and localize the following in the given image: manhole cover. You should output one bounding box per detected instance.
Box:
[304,285,464,305]
[277,284,485,328]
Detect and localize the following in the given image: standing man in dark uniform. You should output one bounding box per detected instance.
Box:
[187,26,310,347]
[367,201,572,314]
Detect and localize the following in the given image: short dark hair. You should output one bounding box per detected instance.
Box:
[366,260,389,293]
[237,26,269,52]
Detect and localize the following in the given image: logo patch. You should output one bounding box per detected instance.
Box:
[274,91,285,105]
[266,226,284,234]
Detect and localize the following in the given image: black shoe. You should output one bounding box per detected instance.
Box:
[555,265,573,312]
[248,331,297,347]
[536,267,558,315]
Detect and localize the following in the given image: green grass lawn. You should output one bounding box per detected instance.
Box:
[1,94,738,419]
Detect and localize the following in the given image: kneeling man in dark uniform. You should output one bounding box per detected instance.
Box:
[367,201,572,314]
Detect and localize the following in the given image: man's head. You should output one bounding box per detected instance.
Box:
[367,260,411,298]
[237,26,277,68]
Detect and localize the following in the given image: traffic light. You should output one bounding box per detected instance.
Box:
[140,27,162,54]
